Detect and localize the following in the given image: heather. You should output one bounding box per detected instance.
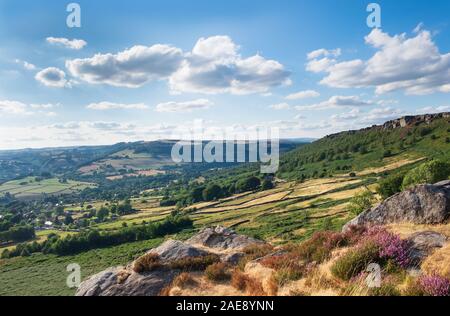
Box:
[419,275,450,296]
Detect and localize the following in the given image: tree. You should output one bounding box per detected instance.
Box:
[190,186,205,203]
[347,190,375,216]
[64,214,74,225]
[202,184,223,201]
[377,172,405,199]
[236,176,261,192]
[261,179,274,191]
[96,207,110,221]
[55,205,65,217]
[402,160,450,189]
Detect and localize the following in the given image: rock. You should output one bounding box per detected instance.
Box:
[407,231,447,265]
[222,252,245,265]
[147,240,210,261]
[343,182,450,231]
[76,268,178,296]
[75,226,266,296]
[76,267,121,296]
[186,226,263,250]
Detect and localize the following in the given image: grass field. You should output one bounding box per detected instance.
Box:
[0,177,95,199]
[0,155,425,296]
[0,238,164,296]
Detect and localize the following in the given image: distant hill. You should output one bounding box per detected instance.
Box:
[0,139,307,183]
[278,113,450,179]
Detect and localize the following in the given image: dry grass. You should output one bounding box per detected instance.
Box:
[386,223,450,238]
[132,253,162,273]
[421,243,450,278]
[205,263,231,282]
[356,157,425,176]
[230,269,266,295]
[173,272,198,288]
[169,254,220,271]
[117,269,131,284]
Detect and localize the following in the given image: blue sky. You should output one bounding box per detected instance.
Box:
[0,0,449,149]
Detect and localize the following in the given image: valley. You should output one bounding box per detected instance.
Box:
[0,113,449,296]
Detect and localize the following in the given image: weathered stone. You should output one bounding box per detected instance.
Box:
[147,239,210,261]
[343,182,450,231]
[75,226,266,296]
[186,226,263,250]
[407,231,447,265]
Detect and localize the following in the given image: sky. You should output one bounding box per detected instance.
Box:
[0,0,449,149]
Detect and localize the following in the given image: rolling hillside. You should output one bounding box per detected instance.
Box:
[278,113,450,180]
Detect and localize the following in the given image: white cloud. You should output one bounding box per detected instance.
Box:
[308,29,450,95]
[66,44,184,88]
[416,105,450,114]
[360,107,405,124]
[30,103,59,109]
[331,108,361,121]
[0,100,30,115]
[269,102,290,110]
[35,67,70,88]
[66,35,291,94]
[295,95,374,111]
[306,49,341,73]
[307,48,341,60]
[15,59,36,71]
[285,90,320,100]
[0,100,59,116]
[46,37,87,50]
[155,99,213,113]
[86,102,149,110]
[170,36,291,95]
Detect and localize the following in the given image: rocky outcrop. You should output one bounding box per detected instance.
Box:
[343,181,450,231]
[381,113,450,130]
[147,240,210,261]
[407,231,448,265]
[76,226,263,296]
[187,226,263,251]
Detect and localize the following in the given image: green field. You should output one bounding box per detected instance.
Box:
[0,177,96,199]
[0,238,163,296]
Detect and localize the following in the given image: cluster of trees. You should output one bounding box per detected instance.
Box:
[0,225,35,243]
[160,176,273,207]
[2,215,192,258]
[377,159,450,199]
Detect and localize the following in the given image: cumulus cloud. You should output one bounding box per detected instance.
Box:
[35,67,70,88]
[295,95,374,111]
[46,37,87,50]
[306,49,341,73]
[66,35,291,94]
[308,29,450,95]
[269,102,290,110]
[66,44,184,88]
[86,102,149,110]
[285,90,320,100]
[155,99,213,113]
[169,36,291,94]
